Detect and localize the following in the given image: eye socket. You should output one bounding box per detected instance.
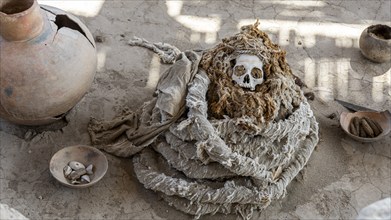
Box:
[251,68,263,79]
[234,65,246,76]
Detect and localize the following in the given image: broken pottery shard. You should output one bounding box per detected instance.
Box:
[81,175,91,183]
[63,165,72,177]
[68,161,86,170]
[71,180,81,184]
[68,168,87,181]
[86,164,94,175]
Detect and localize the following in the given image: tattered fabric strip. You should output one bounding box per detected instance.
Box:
[88,51,201,157]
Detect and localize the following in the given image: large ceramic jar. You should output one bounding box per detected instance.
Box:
[0,0,97,125]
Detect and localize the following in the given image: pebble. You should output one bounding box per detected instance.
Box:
[304,92,315,101]
[95,35,105,43]
[327,113,337,119]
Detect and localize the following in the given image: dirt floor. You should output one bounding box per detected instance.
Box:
[1,0,390,219]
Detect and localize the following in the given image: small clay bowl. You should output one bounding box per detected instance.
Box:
[340,111,391,142]
[50,145,108,188]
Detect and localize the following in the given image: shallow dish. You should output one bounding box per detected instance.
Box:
[340,110,391,142]
[50,145,108,188]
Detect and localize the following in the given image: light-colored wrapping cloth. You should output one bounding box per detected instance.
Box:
[132,71,318,219]
[88,26,319,219]
[88,51,201,157]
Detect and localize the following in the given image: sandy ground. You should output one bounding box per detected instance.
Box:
[1,0,390,219]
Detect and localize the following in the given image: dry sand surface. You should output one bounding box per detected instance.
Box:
[1,0,390,219]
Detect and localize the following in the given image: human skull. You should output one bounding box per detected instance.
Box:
[232,54,264,91]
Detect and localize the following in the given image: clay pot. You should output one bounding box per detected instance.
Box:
[0,0,97,125]
[359,24,391,63]
[340,111,391,142]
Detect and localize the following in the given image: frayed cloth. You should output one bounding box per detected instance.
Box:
[88,51,201,157]
[133,71,318,219]
[128,36,181,64]
[88,22,319,220]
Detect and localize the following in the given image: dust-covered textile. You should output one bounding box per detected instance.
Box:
[128,36,181,64]
[133,71,318,219]
[88,22,319,220]
[88,51,201,157]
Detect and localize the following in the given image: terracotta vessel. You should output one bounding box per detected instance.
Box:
[340,110,391,143]
[0,0,97,125]
[359,24,391,63]
[50,145,108,189]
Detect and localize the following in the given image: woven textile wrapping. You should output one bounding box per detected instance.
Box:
[88,22,319,219]
[133,70,318,219]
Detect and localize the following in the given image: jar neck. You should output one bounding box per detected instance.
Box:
[0,0,44,41]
